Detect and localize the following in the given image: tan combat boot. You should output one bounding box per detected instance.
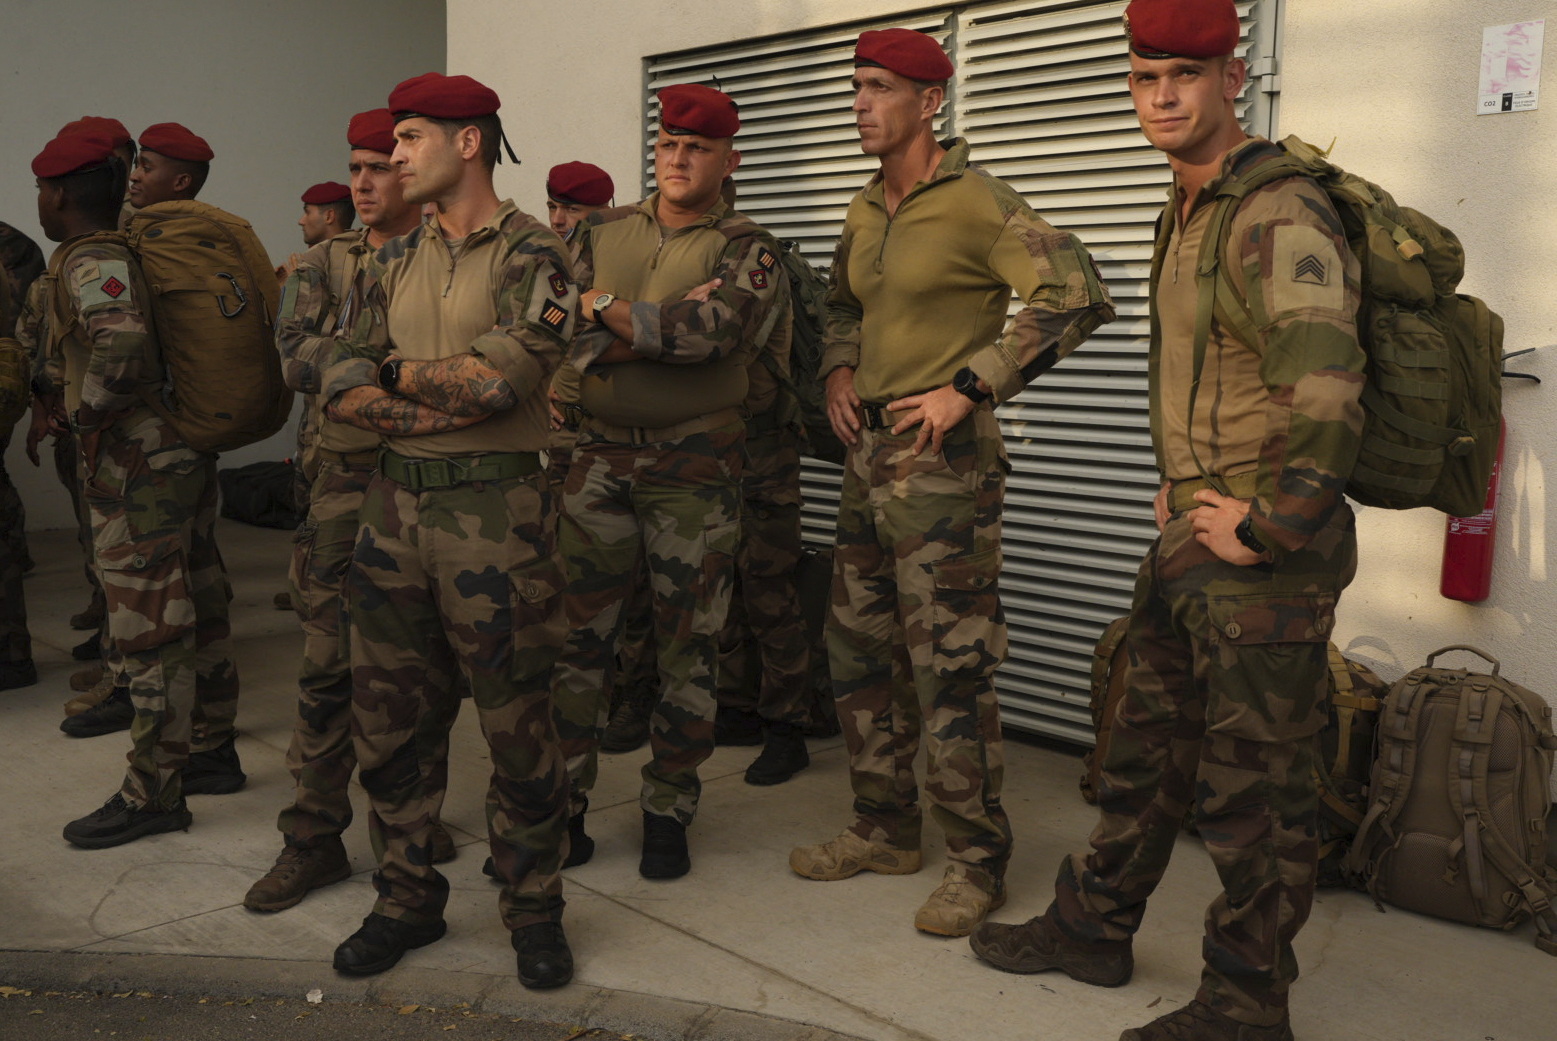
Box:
[914,865,1006,937]
[63,674,114,716]
[244,838,352,912]
[69,665,104,692]
[1119,1001,1293,1041]
[969,909,1134,986]
[789,829,921,880]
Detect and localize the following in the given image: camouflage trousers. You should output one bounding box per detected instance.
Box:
[828,407,1011,883]
[347,467,568,931]
[83,409,238,810]
[1051,502,1358,1026]
[0,431,30,665]
[716,425,809,725]
[552,422,742,824]
[55,427,107,624]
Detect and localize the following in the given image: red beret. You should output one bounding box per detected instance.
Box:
[347,108,398,153]
[302,181,351,205]
[62,116,132,149]
[657,84,740,139]
[547,162,614,206]
[139,122,214,162]
[854,28,955,82]
[389,72,501,120]
[1124,0,1240,59]
[32,127,117,179]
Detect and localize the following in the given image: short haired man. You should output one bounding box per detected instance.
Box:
[789,28,1114,937]
[968,4,1365,1039]
[320,73,577,989]
[298,181,355,247]
[128,122,212,207]
[550,83,788,879]
[35,126,245,849]
[246,108,447,914]
[544,161,613,243]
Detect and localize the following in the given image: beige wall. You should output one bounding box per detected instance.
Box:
[451,0,1555,697]
[4,0,444,528]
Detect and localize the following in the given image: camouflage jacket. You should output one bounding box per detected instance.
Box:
[820,137,1115,405]
[1151,137,1365,555]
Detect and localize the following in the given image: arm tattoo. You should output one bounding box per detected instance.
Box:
[396,354,518,417]
[326,388,481,435]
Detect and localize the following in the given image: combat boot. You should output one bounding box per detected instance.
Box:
[69,591,106,630]
[744,721,809,785]
[59,684,133,737]
[332,912,446,976]
[639,811,690,879]
[969,909,1134,987]
[1119,1001,1293,1041]
[70,631,101,662]
[564,806,595,868]
[600,682,656,753]
[0,659,37,692]
[790,829,921,880]
[273,590,292,611]
[713,706,763,746]
[64,674,114,716]
[69,665,104,692]
[512,921,573,989]
[244,837,352,911]
[63,792,191,849]
[430,822,457,864]
[914,866,1005,937]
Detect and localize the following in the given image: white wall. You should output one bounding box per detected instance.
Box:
[452,0,1556,699]
[3,0,445,529]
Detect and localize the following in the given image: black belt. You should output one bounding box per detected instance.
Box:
[858,404,891,430]
[561,403,588,431]
[379,449,541,491]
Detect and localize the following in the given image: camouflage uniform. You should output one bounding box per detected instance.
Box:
[1048,137,1366,1027]
[819,138,1114,886]
[552,193,785,825]
[0,230,37,670]
[42,236,239,809]
[320,201,575,931]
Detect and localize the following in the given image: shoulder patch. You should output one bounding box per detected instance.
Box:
[537,299,570,334]
[1269,225,1346,315]
[549,272,569,299]
[75,258,135,310]
[749,269,769,290]
[755,246,777,273]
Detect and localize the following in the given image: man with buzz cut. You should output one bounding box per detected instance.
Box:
[245,108,456,915]
[128,122,212,207]
[969,3,1365,1039]
[319,72,577,989]
[550,83,788,881]
[789,27,1114,939]
[298,182,355,248]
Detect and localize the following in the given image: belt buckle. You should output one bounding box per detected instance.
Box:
[408,458,456,490]
[860,404,885,430]
[563,404,584,428]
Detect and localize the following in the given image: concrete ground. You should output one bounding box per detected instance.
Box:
[2,523,1551,1041]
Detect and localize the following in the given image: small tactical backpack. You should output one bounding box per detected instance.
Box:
[1079,616,1130,805]
[47,201,291,453]
[760,240,845,466]
[1342,646,1557,954]
[1193,136,1503,517]
[1313,648,1389,887]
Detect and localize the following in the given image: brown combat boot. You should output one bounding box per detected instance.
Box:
[969,909,1134,987]
[64,675,114,716]
[914,866,1006,937]
[790,829,921,880]
[1119,1001,1293,1041]
[69,666,105,693]
[430,822,457,864]
[244,838,352,912]
[69,590,106,631]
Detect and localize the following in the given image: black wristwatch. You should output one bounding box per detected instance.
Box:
[377,356,402,391]
[952,366,990,404]
[1234,514,1268,556]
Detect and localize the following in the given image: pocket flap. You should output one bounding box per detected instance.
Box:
[1207,592,1336,644]
[97,531,183,573]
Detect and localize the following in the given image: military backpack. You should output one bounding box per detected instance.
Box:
[1193,136,1503,517]
[759,240,845,466]
[1341,646,1557,954]
[46,200,290,453]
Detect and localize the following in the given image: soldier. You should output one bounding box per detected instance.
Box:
[551,83,786,879]
[968,4,1365,1039]
[31,125,245,849]
[789,28,1114,938]
[127,122,212,208]
[319,73,576,988]
[298,182,355,247]
[544,162,613,243]
[245,108,454,914]
[0,222,44,693]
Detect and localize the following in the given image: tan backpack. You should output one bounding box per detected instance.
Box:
[1342,646,1557,954]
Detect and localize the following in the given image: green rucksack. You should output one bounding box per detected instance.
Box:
[760,240,845,466]
[1193,136,1503,517]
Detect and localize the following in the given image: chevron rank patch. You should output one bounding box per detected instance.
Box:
[1293,253,1329,285]
[749,269,768,290]
[549,272,569,298]
[1271,225,1345,314]
[755,246,777,273]
[538,299,569,333]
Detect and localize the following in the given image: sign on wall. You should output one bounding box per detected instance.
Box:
[1479,20,1544,114]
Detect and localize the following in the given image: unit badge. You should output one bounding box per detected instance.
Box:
[549,272,569,298]
[101,276,126,299]
[749,270,768,290]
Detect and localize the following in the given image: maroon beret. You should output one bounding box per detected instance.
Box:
[657,83,740,139]
[62,116,132,149]
[1124,0,1240,59]
[139,122,214,162]
[547,162,614,206]
[389,72,501,121]
[302,181,351,205]
[32,127,117,179]
[347,108,398,153]
[854,28,954,82]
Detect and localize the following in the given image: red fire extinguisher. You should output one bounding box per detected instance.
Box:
[1440,419,1506,603]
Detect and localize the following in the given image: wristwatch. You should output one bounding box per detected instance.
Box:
[1234,514,1268,556]
[377,356,402,391]
[590,292,616,322]
[952,366,990,404]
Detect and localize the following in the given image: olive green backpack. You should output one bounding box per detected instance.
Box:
[1192,136,1503,517]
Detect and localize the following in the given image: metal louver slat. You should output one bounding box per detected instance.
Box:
[645,0,1277,745]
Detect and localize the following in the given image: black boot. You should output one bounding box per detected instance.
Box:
[512,921,573,989]
[744,722,810,786]
[60,684,133,738]
[183,734,247,795]
[333,912,446,976]
[639,810,690,879]
[63,792,191,849]
[0,659,37,692]
[71,631,101,662]
[713,706,763,747]
[563,807,595,868]
[600,682,656,753]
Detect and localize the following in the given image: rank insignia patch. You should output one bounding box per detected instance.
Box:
[749,270,768,290]
[539,301,569,332]
[101,276,126,299]
[549,273,569,299]
[1293,253,1329,286]
[756,246,777,273]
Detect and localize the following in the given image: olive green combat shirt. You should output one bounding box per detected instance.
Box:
[568,192,787,429]
[322,200,578,459]
[819,138,1114,405]
[1152,137,1365,554]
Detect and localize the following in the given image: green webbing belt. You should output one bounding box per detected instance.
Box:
[378,448,540,491]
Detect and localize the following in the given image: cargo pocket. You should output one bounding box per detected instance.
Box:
[690,518,739,638]
[97,532,195,655]
[289,521,318,624]
[1205,592,1336,741]
[510,553,565,682]
[928,546,1007,680]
